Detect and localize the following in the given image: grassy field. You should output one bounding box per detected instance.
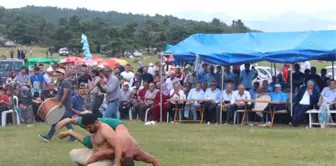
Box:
[0,121,335,166]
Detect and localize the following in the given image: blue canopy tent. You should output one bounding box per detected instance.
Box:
[165,30,336,64]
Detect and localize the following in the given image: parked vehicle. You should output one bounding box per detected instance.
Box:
[0,58,24,84]
[324,65,336,80]
[58,48,70,56]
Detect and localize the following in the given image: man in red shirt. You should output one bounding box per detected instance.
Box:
[133,81,149,118]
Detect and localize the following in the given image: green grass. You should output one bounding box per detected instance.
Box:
[0,122,335,166]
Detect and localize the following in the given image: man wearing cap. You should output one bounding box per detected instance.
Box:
[264,84,288,123]
[38,67,76,142]
[148,63,155,76]
[44,67,54,86]
[119,82,132,119]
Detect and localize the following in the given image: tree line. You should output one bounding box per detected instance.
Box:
[0,6,259,55]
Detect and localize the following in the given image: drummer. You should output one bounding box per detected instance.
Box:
[38,67,76,142]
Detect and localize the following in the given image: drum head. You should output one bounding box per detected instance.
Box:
[45,105,65,125]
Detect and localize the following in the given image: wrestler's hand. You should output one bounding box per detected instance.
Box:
[58,129,73,139]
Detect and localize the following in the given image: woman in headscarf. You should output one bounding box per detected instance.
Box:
[151,82,170,122]
[19,86,35,125]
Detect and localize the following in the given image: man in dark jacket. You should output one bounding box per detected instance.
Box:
[291,80,320,127]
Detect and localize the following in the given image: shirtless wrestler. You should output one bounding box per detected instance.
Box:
[56,113,159,166]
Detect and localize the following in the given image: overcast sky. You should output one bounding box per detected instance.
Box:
[2,0,336,19]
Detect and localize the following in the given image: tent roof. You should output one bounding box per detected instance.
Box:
[166,30,336,65]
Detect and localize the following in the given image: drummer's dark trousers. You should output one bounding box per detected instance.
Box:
[47,111,74,139]
[92,95,104,118]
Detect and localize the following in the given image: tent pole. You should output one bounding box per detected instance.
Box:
[159,54,163,123]
[220,66,224,124]
[274,63,277,76]
[332,61,335,79]
[290,64,293,117]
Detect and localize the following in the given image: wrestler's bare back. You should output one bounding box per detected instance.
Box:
[92,122,140,158]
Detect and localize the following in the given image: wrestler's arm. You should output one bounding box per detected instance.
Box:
[58,129,84,142]
[55,117,80,132]
[101,126,122,166]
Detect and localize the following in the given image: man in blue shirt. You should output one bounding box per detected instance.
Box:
[239,64,258,91]
[30,67,46,91]
[265,84,288,112]
[71,89,85,116]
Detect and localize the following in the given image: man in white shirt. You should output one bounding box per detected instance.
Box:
[228,84,251,124]
[148,63,155,76]
[291,80,320,127]
[168,83,186,121]
[184,83,204,120]
[165,71,181,91]
[203,81,221,124]
[216,83,233,123]
[120,64,134,84]
[44,67,53,85]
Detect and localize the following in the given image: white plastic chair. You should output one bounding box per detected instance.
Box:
[128,107,139,120]
[144,108,170,123]
[233,109,245,124]
[1,96,20,127]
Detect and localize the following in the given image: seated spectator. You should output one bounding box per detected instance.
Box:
[291,80,320,127]
[152,82,170,122]
[203,81,221,124]
[165,71,181,92]
[31,82,43,121]
[118,83,132,119]
[30,67,46,91]
[139,83,158,121]
[249,82,260,100]
[71,88,86,116]
[184,82,204,120]
[42,82,57,100]
[14,67,30,88]
[168,83,186,121]
[130,72,143,88]
[228,84,251,124]
[318,79,336,110]
[216,83,233,123]
[0,87,10,125]
[18,86,35,125]
[133,81,149,117]
[264,84,288,122]
[6,71,16,87]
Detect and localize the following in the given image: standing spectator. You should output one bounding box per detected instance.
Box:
[215,66,223,90]
[29,47,33,57]
[30,67,46,91]
[198,64,208,85]
[203,81,221,124]
[6,71,16,86]
[165,72,180,91]
[239,64,257,91]
[114,68,123,81]
[223,66,236,88]
[292,64,305,93]
[14,67,30,87]
[320,69,330,88]
[90,69,105,118]
[300,61,311,73]
[99,68,120,119]
[148,63,155,76]
[232,65,241,79]
[10,48,14,58]
[121,64,134,83]
[203,66,216,89]
[118,83,132,119]
[18,86,35,126]
[77,65,92,87]
[141,66,153,84]
[183,68,193,90]
[0,87,10,125]
[310,67,324,91]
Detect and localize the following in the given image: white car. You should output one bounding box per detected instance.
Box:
[58,48,69,56]
[324,65,336,80]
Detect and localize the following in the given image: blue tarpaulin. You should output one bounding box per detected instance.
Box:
[165,30,336,65]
